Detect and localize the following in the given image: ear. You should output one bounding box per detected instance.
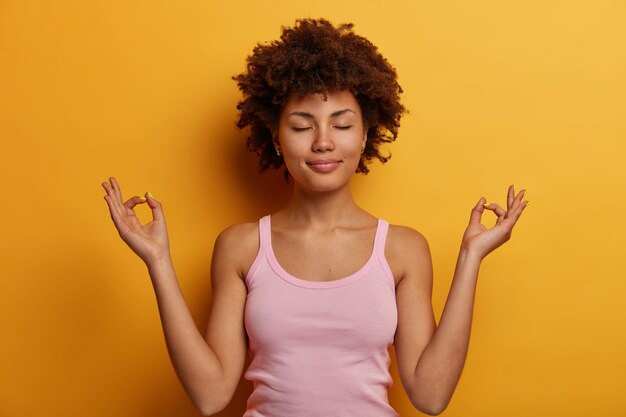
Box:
[361,130,367,152]
[271,128,282,155]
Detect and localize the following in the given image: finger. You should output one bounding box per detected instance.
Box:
[484,203,506,217]
[103,194,127,232]
[102,181,125,221]
[500,200,529,229]
[124,196,147,211]
[103,177,125,216]
[469,197,486,225]
[102,180,115,198]
[507,185,514,210]
[144,192,166,223]
[109,177,139,217]
[109,177,125,206]
[511,200,530,222]
[512,188,526,209]
[484,203,507,224]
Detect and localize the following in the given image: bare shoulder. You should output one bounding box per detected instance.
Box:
[215,221,258,248]
[386,224,430,258]
[213,221,260,280]
[385,224,432,285]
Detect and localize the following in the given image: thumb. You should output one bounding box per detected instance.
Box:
[469,197,486,225]
[144,192,166,223]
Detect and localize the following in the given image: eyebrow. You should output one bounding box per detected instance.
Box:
[287,109,356,119]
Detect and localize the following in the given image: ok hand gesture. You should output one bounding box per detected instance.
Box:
[102,177,170,265]
[461,185,529,260]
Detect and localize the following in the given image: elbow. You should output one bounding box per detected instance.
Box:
[416,403,448,416]
[197,401,225,417]
[195,393,230,417]
[198,407,214,417]
[199,409,220,417]
[410,394,450,416]
[421,405,447,416]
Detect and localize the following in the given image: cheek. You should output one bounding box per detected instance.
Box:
[341,133,366,155]
[281,139,308,161]
[280,146,307,176]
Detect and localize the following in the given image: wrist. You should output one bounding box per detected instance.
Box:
[459,243,484,265]
[145,252,173,270]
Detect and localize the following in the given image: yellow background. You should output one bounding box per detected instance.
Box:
[1,0,625,416]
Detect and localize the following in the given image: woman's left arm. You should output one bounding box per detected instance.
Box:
[393,185,528,415]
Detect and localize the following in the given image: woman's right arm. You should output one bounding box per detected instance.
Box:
[147,231,248,416]
[102,177,249,415]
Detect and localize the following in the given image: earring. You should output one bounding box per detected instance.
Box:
[271,135,282,156]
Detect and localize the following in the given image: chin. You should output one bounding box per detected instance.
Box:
[293,174,353,193]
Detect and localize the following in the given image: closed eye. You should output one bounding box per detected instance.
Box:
[292,127,311,132]
[334,125,353,130]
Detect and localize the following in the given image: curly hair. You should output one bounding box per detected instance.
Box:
[233,18,406,175]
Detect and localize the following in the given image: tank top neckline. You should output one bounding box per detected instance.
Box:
[262,215,386,289]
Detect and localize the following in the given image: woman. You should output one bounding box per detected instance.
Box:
[102,18,528,417]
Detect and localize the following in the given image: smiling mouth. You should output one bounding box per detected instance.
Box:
[306,159,342,173]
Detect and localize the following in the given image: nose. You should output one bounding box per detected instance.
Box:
[312,127,334,152]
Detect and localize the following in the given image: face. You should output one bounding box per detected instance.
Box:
[274,90,367,192]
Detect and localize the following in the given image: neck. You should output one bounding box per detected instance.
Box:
[280,181,362,229]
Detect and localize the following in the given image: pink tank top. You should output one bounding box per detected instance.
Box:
[243,215,400,417]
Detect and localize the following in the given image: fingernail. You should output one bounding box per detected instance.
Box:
[138,196,146,201]
[147,191,154,199]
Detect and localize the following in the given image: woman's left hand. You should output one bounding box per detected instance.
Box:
[461,185,529,260]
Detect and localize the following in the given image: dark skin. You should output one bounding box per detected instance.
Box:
[102,90,528,416]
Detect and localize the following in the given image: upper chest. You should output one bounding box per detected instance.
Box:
[270,225,402,287]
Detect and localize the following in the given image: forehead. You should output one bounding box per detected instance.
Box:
[280,90,362,118]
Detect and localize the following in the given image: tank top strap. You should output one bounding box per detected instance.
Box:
[259,215,271,252]
[374,219,396,292]
[374,218,390,257]
[245,215,271,286]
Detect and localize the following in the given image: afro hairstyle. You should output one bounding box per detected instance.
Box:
[233,18,406,175]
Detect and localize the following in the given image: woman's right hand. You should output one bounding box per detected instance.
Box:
[102,177,171,265]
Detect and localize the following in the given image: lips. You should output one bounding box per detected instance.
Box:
[306,159,342,173]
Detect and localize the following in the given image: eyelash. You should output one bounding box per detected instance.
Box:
[292,126,352,132]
